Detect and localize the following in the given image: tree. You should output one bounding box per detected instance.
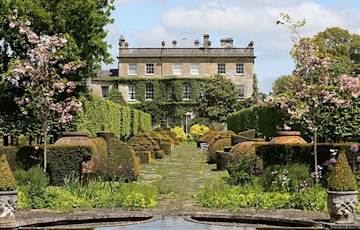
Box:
[313,27,360,75]
[0,0,114,77]
[268,13,360,179]
[271,75,294,94]
[0,0,114,140]
[4,15,83,172]
[198,74,239,123]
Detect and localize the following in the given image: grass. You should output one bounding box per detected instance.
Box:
[136,142,226,210]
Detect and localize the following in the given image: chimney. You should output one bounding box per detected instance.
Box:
[220,37,233,47]
[172,40,177,47]
[203,33,211,49]
[194,39,199,48]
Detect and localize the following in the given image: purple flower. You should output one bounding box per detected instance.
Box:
[249,169,255,175]
[329,157,336,164]
[324,160,331,165]
[350,144,359,153]
[356,156,360,163]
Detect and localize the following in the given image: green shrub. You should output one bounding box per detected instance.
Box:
[13,165,49,209]
[289,185,327,211]
[328,150,357,191]
[0,154,16,191]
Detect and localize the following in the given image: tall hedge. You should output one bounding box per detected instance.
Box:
[227,103,287,138]
[75,93,151,139]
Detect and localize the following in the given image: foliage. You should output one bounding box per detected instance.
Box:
[0,0,114,77]
[17,180,158,211]
[13,165,49,208]
[198,74,239,123]
[272,75,294,94]
[0,154,16,191]
[172,126,187,142]
[227,103,287,138]
[47,144,93,186]
[328,150,357,191]
[268,13,360,177]
[197,179,327,211]
[207,131,235,164]
[107,86,127,106]
[188,124,209,141]
[313,27,360,75]
[75,93,151,139]
[4,16,84,171]
[105,138,140,182]
[260,163,312,193]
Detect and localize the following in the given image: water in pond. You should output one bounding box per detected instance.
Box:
[94,217,284,230]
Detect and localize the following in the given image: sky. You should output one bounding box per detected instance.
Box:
[102,0,360,93]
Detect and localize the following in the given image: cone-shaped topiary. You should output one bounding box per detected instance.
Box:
[0,154,17,191]
[328,150,357,191]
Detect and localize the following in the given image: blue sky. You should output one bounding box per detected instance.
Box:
[103,0,360,93]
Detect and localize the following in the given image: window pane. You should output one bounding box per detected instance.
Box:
[101,86,109,98]
[218,63,226,74]
[129,64,137,75]
[167,86,173,100]
[191,63,199,75]
[236,63,244,75]
[173,63,182,75]
[146,64,154,75]
[183,84,190,100]
[128,85,136,100]
[237,85,245,100]
[145,84,154,100]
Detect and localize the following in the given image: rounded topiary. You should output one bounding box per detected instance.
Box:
[0,154,17,191]
[328,150,357,191]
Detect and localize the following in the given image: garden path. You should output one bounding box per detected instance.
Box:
[137,142,226,211]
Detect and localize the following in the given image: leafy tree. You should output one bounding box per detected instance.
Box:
[4,16,83,171]
[198,74,239,123]
[272,75,294,94]
[0,0,114,76]
[0,0,114,140]
[313,27,360,75]
[268,13,360,179]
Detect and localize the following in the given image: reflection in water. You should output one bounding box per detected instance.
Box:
[95,217,255,230]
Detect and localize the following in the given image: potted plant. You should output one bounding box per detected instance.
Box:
[0,154,17,227]
[327,148,358,224]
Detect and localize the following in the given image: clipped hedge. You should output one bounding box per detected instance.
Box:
[0,154,17,191]
[47,144,94,186]
[227,103,287,138]
[255,142,357,170]
[76,93,151,139]
[105,137,140,182]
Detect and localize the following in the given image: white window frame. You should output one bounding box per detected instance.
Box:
[236,63,244,75]
[167,86,173,100]
[217,63,226,75]
[146,63,154,75]
[145,83,154,100]
[237,85,245,100]
[183,84,190,100]
[128,84,137,101]
[101,85,109,98]
[191,63,199,75]
[173,63,182,75]
[128,63,137,75]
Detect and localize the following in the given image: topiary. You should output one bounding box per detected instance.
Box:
[328,150,357,191]
[0,154,17,191]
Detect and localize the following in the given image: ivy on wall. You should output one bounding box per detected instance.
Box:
[98,77,206,125]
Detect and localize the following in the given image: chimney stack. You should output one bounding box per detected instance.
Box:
[203,33,211,49]
[194,39,199,48]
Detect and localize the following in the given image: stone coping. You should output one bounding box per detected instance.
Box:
[9,208,360,229]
